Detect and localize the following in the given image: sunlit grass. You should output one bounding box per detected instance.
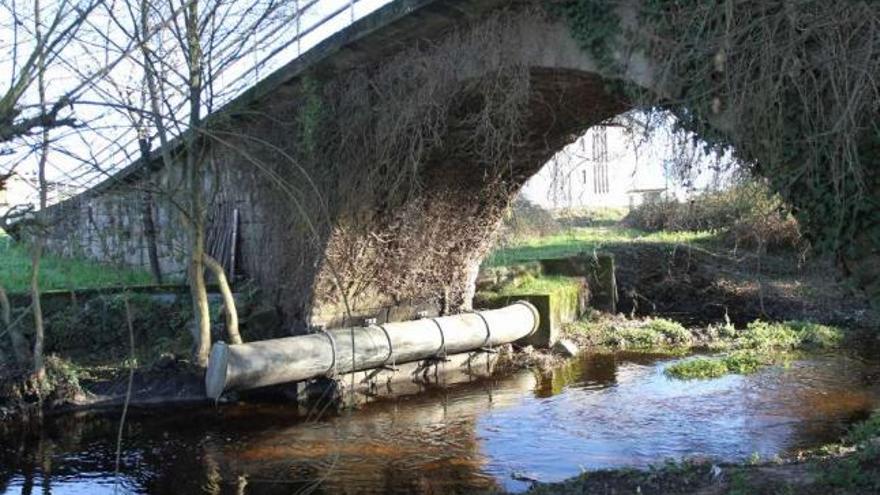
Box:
[666,351,764,379]
[0,231,154,293]
[484,225,718,267]
[566,316,692,351]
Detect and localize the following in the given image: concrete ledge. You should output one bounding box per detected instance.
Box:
[475,252,621,347]
[475,281,588,348]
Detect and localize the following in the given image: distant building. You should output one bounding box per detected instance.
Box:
[0,172,34,218]
[520,125,669,210]
[0,171,81,218]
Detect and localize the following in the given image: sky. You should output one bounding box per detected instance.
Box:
[1,0,395,203]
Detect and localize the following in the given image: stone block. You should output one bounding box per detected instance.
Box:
[477,277,588,348]
[551,338,578,357]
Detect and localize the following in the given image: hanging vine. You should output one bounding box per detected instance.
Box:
[553,0,880,298]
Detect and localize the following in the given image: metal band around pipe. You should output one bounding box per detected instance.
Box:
[429,318,446,357]
[319,329,338,376]
[374,323,394,364]
[473,311,492,348]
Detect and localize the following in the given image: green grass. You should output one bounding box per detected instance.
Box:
[0,233,154,293]
[666,351,764,379]
[665,320,844,380]
[484,225,717,267]
[846,410,880,445]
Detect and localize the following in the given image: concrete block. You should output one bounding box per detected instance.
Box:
[589,253,618,314]
[479,283,586,349]
[552,338,578,357]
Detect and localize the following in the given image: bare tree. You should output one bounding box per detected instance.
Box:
[0,0,103,144]
[29,0,50,381]
[78,0,307,365]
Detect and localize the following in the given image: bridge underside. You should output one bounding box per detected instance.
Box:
[202,6,637,329]
[39,5,635,331]
[305,68,626,325]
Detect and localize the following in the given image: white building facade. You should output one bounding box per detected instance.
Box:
[521,125,669,210]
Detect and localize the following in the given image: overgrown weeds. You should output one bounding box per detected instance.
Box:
[665,320,844,380]
[566,315,691,351]
[813,410,880,492]
[0,354,87,414]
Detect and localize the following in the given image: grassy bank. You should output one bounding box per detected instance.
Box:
[485,225,715,267]
[486,206,878,329]
[0,233,154,292]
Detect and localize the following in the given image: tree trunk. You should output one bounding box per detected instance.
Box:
[189,253,211,368]
[204,253,241,344]
[138,138,163,285]
[186,0,211,368]
[31,0,48,381]
[0,285,31,364]
[30,236,45,380]
[142,190,163,284]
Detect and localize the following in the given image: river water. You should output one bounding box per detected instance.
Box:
[1,351,879,494]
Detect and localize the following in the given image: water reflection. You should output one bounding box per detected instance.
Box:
[1,351,878,494]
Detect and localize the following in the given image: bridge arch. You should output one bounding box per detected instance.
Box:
[283,7,653,326]
[38,0,877,331]
[35,3,692,329]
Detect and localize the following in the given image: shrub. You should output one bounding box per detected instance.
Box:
[610,326,666,349]
[499,197,561,242]
[644,318,691,346]
[787,321,844,349]
[847,411,880,445]
[602,318,692,349]
[737,320,843,351]
[555,207,628,228]
[665,357,729,379]
[623,181,804,251]
[737,320,801,351]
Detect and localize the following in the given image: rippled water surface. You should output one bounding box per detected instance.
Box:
[2,351,879,494]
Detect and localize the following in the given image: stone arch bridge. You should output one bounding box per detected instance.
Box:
[29,0,873,330]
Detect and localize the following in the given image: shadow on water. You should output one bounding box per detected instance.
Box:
[2,351,879,494]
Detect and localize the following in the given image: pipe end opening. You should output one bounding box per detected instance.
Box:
[205,341,230,401]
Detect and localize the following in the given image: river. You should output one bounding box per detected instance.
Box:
[1,351,878,494]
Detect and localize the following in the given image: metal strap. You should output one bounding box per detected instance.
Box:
[473,311,492,349]
[319,329,338,376]
[374,323,394,365]
[429,318,446,357]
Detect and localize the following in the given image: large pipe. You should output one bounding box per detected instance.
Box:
[205,301,539,399]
